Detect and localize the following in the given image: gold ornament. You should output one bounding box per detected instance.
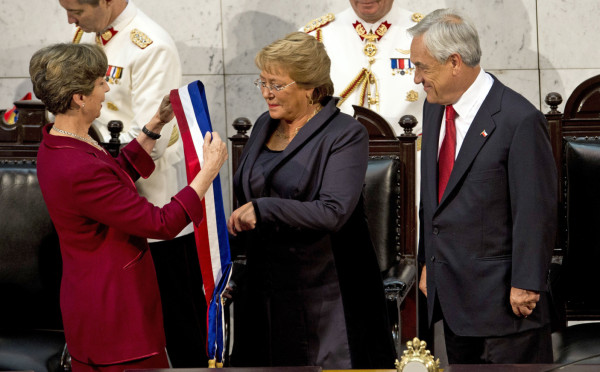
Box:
[406,90,419,102]
[106,102,119,111]
[412,13,424,23]
[303,13,335,33]
[72,27,84,44]
[101,29,113,43]
[168,126,180,147]
[130,29,153,49]
[395,337,440,372]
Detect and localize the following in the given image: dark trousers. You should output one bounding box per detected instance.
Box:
[434,295,553,364]
[443,321,553,364]
[150,233,208,367]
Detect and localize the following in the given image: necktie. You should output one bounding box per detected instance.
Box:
[438,105,456,203]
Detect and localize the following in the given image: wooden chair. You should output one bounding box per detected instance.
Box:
[544,75,600,364]
[352,105,418,355]
[227,106,419,358]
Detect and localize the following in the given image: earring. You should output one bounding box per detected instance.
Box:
[82,103,85,108]
[308,97,314,106]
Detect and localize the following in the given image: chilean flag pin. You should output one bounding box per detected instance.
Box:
[480,130,488,138]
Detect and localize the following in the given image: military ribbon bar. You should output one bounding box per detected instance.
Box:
[170,81,232,367]
[390,58,414,75]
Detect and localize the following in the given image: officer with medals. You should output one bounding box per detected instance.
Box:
[303,0,425,245]
[59,0,206,367]
[303,0,425,137]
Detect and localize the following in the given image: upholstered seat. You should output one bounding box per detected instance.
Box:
[549,139,600,365]
[544,75,600,365]
[0,160,68,371]
[364,156,416,356]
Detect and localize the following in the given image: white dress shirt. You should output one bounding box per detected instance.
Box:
[438,68,494,159]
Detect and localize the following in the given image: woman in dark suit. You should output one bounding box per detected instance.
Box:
[228,32,395,369]
[30,43,227,371]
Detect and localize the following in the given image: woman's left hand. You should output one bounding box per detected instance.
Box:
[157,94,174,125]
[228,202,257,236]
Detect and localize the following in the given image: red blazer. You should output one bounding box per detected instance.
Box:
[37,124,204,364]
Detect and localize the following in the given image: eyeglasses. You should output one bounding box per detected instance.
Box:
[253,78,296,93]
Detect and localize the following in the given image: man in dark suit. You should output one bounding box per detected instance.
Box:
[409,9,557,364]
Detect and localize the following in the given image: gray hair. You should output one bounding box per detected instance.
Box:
[407,8,481,67]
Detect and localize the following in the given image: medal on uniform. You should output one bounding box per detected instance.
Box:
[339,21,392,111]
[105,65,123,84]
[353,20,390,62]
[391,58,415,76]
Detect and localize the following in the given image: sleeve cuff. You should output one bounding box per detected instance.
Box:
[251,199,262,225]
[173,186,205,227]
[121,139,155,179]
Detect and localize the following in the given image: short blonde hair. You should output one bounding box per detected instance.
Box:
[255,32,334,104]
[29,43,107,115]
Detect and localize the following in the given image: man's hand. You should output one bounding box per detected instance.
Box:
[510,287,540,317]
[419,265,427,297]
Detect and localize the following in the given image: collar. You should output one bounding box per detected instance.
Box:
[350,2,401,29]
[100,0,136,36]
[452,68,494,125]
[42,124,103,157]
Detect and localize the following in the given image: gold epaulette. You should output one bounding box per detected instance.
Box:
[411,13,424,23]
[72,27,84,44]
[303,13,335,33]
[130,28,153,49]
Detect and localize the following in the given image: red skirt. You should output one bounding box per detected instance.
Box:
[71,349,169,372]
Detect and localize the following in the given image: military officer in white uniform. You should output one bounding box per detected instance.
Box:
[303,0,425,255]
[303,0,424,136]
[60,0,206,367]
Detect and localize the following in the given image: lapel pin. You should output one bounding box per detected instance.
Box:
[480,130,488,138]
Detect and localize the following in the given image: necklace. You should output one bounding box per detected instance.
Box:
[52,126,107,154]
[274,124,305,140]
[274,106,322,140]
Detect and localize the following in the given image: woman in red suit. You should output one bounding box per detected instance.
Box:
[29,43,227,371]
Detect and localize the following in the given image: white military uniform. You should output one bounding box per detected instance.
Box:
[304,4,424,246]
[74,1,191,238]
[304,3,424,137]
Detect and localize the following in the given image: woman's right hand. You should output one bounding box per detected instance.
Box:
[190,132,228,198]
[202,131,228,178]
[228,201,257,236]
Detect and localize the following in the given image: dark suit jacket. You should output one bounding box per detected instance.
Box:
[418,75,557,337]
[36,124,204,364]
[232,97,395,369]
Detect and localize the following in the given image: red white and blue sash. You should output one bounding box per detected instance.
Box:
[170,81,231,367]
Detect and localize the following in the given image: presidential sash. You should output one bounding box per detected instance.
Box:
[170,81,232,367]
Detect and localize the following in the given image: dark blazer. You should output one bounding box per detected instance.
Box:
[232,97,395,369]
[418,75,557,337]
[36,125,204,364]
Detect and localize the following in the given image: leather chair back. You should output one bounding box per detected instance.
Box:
[364,156,401,272]
[563,139,600,315]
[0,160,66,371]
